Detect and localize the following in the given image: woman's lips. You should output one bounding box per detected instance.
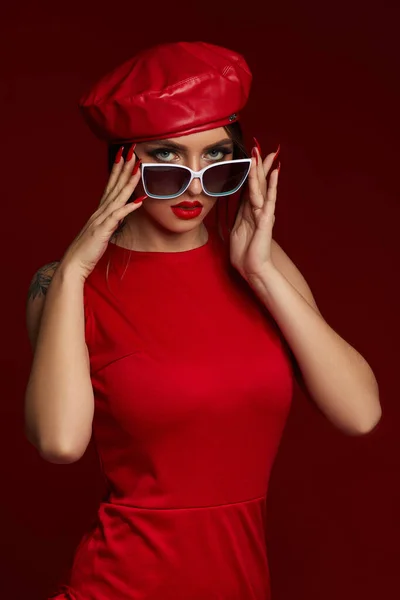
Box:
[170,206,203,220]
[171,202,203,208]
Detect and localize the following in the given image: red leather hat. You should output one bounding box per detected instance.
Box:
[78,41,252,144]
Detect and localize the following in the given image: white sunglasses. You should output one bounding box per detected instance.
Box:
[139,158,252,200]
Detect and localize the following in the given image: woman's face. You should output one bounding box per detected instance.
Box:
[131,127,234,234]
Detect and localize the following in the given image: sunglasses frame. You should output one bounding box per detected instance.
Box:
[140,158,252,200]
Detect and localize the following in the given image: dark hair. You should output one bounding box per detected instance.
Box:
[106,122,249,245]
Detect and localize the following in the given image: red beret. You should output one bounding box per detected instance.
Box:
[78,41,252,144]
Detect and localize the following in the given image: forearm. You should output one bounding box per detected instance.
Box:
[24,264,94,462]
[247,266,381,435]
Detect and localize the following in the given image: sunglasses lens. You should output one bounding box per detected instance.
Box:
[143,166,191,198]
[203,162,249,195]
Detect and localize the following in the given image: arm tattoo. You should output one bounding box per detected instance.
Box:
[27,261,60,301]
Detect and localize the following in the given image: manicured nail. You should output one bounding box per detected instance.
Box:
[251,147,259,166]
[126,143,137,162]
[133,194,147,204]
[277,161,281,174]
[274,144,281,163]
[114,146,124,164]
[253,137,262,158]
[131,158,142,176]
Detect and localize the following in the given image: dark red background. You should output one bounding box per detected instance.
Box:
[2,1,398,598]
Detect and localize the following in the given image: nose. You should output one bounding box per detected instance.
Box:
[186,175,203,196]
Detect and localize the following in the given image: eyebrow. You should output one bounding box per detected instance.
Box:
[145,138,234,152]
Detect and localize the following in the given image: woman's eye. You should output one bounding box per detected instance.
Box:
[153,150,176,161]
[148,147,232,162]
[206,148,231,161]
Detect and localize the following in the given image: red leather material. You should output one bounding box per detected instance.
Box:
[79,41,252,143]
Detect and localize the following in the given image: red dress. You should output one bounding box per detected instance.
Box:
[49,225,294,599]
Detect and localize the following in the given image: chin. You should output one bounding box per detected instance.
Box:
[165,217,207,233]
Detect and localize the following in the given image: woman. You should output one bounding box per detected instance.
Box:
[25,41,381,599]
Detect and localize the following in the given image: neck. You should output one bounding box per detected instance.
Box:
[116,211,209,253]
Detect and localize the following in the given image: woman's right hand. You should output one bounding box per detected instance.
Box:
[60,145,146,281]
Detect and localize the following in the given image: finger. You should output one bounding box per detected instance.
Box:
[110,144,141,198]
[261,152,277,176]
[99,146,126,206]
[262,144,281,178]
[93,164,143,226]
[252,137,271,179]
[247,155,264,211]
[101,143,139,206]
[101,167,143,221]
[250,142,268,199]
[102,163,142,218]
[255,148,268,196]
[98,193,147,229]
[262,164,279,219]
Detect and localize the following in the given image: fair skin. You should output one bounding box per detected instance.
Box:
[114,128,229,252]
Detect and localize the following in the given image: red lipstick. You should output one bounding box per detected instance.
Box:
[171,200,203,208]
[170,200,203,220]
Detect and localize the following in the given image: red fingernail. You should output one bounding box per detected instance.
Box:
[251,147,259,166]
[131,158,142,176]
[253,137,262,158]
[126,143,137,162]
[277,161,281,173]
[274,144,281,163]
[133,194,147,204]
[114,146,124,164]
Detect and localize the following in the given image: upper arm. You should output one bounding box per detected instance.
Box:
[26,262,91,369]
[26,261,61,350]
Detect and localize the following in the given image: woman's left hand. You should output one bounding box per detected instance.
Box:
[230,141,280,282]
